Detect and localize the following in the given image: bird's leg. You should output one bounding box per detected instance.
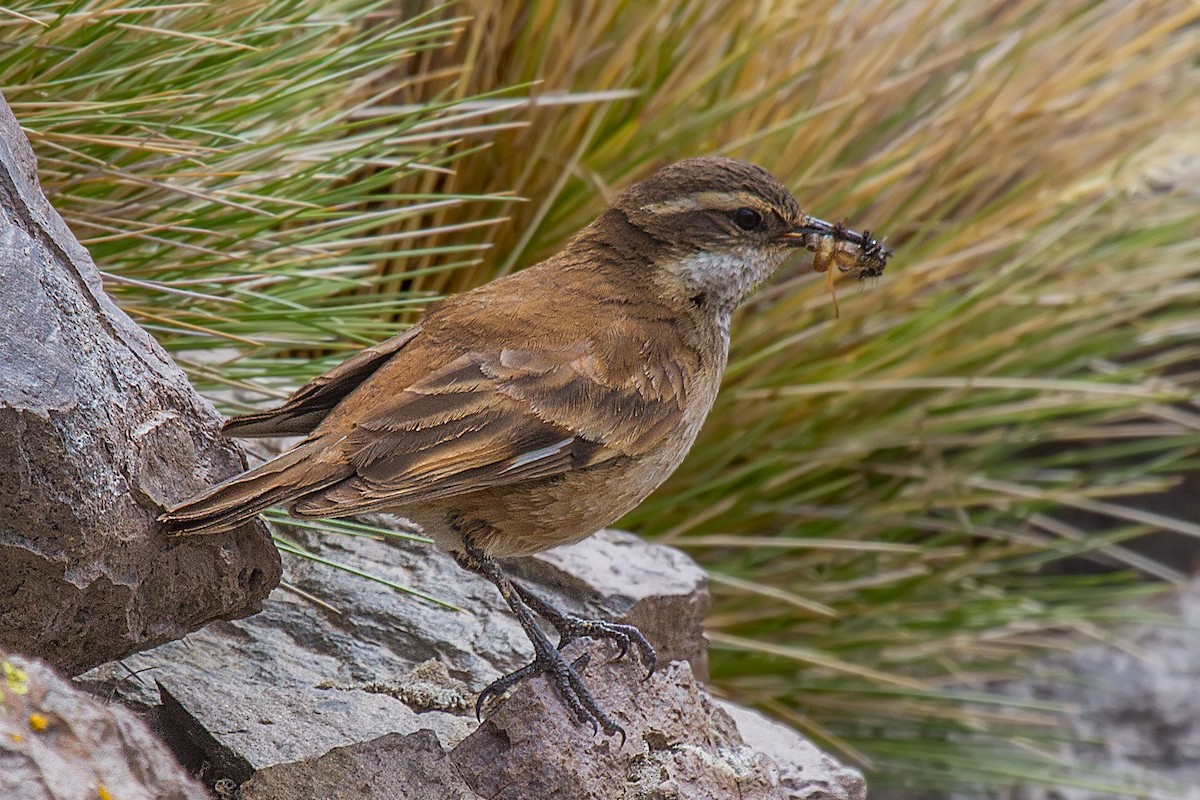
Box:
[508,582,656,677]
[455,540,626,740]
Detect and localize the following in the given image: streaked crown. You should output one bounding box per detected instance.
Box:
[619,157,802,246]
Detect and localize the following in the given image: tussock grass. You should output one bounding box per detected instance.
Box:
[5,0,1200,792]
[392,2,1200,788]
[1,0,524,395]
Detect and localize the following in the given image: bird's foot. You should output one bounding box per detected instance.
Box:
[510,585,657,677]
[551,615,657,677]
[477,644,626,744]
[453,540,645,743]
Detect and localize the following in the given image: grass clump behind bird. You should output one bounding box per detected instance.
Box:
[4,0,1200,794]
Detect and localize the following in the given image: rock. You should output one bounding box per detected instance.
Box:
[238,730,475,800]
[79,527,709,775]
[0,648,208,800]
[0,91,280,675]
[232,660,867,800]
[966,578,1200,800]
[452,652,866,800]
[82,523,862,797]
[719,701,868,800]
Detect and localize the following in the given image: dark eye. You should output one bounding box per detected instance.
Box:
[732,207,764,231]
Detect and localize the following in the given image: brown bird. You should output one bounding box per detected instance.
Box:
[160,156,890,738]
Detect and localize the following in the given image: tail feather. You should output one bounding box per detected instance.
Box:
[159,439,340,534]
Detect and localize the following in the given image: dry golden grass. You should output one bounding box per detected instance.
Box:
[376,2,1200,789]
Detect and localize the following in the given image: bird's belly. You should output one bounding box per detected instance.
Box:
[402,339,725,559]
[407,418,704,559]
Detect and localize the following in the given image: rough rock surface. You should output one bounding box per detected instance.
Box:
[238,730,475,800]
[0,91,280,675]
[0,648,208,800]
[450,653,865,800]
[83,525,865,799]
[80,528,708,776]
[720,701,869,800]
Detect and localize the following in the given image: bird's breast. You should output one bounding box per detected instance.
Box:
[441,348,725,558]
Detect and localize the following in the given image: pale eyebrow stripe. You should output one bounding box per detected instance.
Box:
[641,190,769,215]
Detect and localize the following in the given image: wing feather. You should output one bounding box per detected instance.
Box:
[288,337,689,518]
[223,326,422,437]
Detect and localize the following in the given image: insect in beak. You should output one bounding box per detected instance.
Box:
[780,217,891,318]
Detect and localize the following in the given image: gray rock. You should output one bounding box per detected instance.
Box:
[238,730,475,800]
[0,648,208,800]
[452,652,866,800]
[720,701,868,800]
[0,90,280,675]
[980,580,1200,800]
[82,523,862,798]
[80,527,708,776]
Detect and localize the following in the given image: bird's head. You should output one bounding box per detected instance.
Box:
[608,156,888,313]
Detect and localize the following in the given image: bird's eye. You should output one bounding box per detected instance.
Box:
[732,207,764,231]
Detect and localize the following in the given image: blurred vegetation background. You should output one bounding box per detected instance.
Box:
[4,0,1200,794]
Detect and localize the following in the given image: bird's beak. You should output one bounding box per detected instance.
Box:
[778,215,846,248]
[777,214,835,245]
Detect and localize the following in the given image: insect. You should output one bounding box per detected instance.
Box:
[795,219,891,317]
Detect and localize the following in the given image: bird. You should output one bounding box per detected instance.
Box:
[160,156,890,739]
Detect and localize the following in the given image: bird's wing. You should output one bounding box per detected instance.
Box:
[289,336,692,517]
[223,326,422,437]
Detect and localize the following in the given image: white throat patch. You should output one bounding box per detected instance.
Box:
[669,247,783,315]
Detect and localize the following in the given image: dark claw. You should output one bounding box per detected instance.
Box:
[552,617,656,679]
[476,662,539,721]
[507,583,656,679]
[474,692,487,722]
[628,628,656,678]
[610,632,630,661]
[563,662,622,740]
[565,652,620,741]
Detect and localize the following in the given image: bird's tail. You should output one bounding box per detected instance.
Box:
[159,439,337,535]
